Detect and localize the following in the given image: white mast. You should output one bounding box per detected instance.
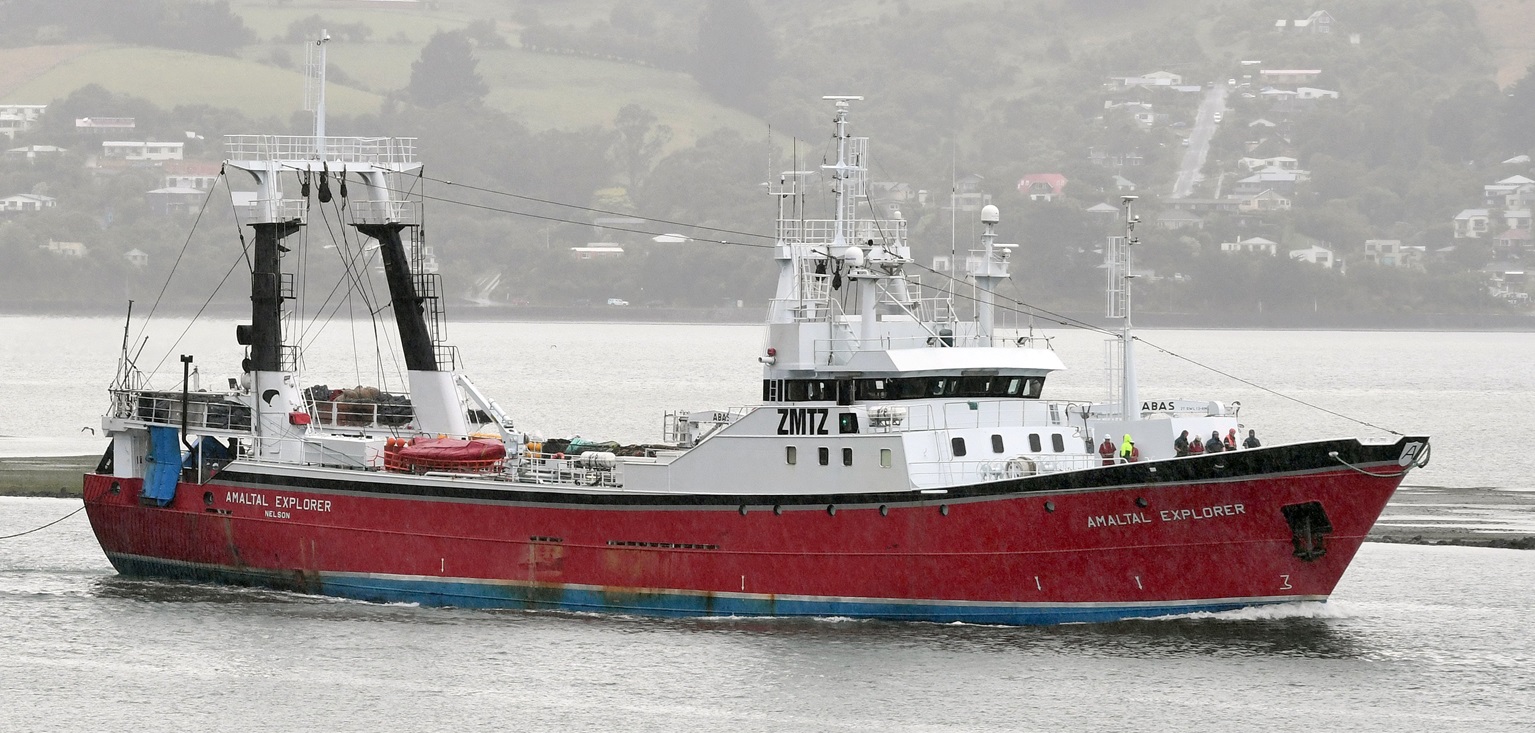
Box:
[821,96,862,252]
[1120,196,1140,420]
[304,29,331,158]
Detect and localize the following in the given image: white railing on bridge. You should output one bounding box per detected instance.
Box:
[225,135,419,167]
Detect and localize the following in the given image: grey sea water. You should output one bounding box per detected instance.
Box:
[2,317,1533,730]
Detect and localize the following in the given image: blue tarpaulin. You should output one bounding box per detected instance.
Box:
[143,426,181,506]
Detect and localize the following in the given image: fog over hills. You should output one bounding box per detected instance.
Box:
[0,0,1532,324]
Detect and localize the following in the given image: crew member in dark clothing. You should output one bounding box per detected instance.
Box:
[1243,429,1261,449]
[1205,430,1224,453]
[1174,430,1190,457]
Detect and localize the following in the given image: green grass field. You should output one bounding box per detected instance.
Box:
[0,45,385,118]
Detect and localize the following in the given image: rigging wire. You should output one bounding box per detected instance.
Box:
[129,170,226,349]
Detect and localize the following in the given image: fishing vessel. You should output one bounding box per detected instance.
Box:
[81,62,1429,622]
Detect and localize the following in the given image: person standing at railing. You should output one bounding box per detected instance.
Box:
[1224,428,1238,451]
[1120,434,1139,463]
[1174,430,1191,457]
[1098,437,1117,466]
[1243,429,1261,449]
[1205,431,1224,453]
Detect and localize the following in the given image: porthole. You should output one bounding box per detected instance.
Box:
[1135,497,1149,508]
[773,504,783,516]
[109,481,121,495]
[1044,501,1056,513]
[939,504,950,516]
[826,505,837,516]
[879,504,889,516]
[203,491,214,506]
[739,505,749,516]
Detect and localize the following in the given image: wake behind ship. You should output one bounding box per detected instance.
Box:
[82,78,1428,624]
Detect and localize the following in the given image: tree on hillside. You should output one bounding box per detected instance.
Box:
[406,31,488,108]
[611,105,672,190]
[693,0,774,112]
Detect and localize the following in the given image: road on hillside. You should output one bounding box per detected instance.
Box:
[1171,86,1228,199]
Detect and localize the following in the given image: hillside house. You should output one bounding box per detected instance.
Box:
[1495,228,1532,252]
[1276,10,1335,33]
[1114,71,1183,88]
[0,104,46,140]
[41,240,87,257]
[1113,175,1137,192]
[1484,176,1535,208]
[1085,202,1120,220]
[1238,190,1292,212]
[1289,245,1335,268]
[1087,148,1145,168]
[1364,240,1425,269]
[1156,209,1204,230]
[570,245,624,260]
[102,141,184,162]
[1454,209,1492,238]
[146,186,205,215]
[5,145,67,161]
[1248,118,1278,128]
[1296,87,1340,100]
[1503,209,1532,231]
[0,193,56,212]
[163,161,221,190]
[75,117,135,133]
[1234,171,1303,195]
[1165,198,1244,213]
[1239,156,1300,172]
[1016,173,1067,202]
[1221,237,1278,255]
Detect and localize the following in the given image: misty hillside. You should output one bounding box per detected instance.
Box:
[0,0,1533,321]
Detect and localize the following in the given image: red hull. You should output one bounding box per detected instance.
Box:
[80,438,1419,623]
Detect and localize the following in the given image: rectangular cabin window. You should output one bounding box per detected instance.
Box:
[818,447,830,466]
[951,437,967,457]
[991,434,1005,453]
[880,448,892,468]
[1029,434,1043,452]
[786,446,797,465]
[1005,378,1023,396]
[842,447,853,466]
[1052,434,1066,452]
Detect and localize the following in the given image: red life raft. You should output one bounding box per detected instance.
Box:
[384,437,505,474]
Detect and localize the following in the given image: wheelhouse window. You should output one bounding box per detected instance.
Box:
[848,376,1048,403]
[880,448,892,468]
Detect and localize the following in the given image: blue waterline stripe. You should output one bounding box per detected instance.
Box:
[106,552,1324,625]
